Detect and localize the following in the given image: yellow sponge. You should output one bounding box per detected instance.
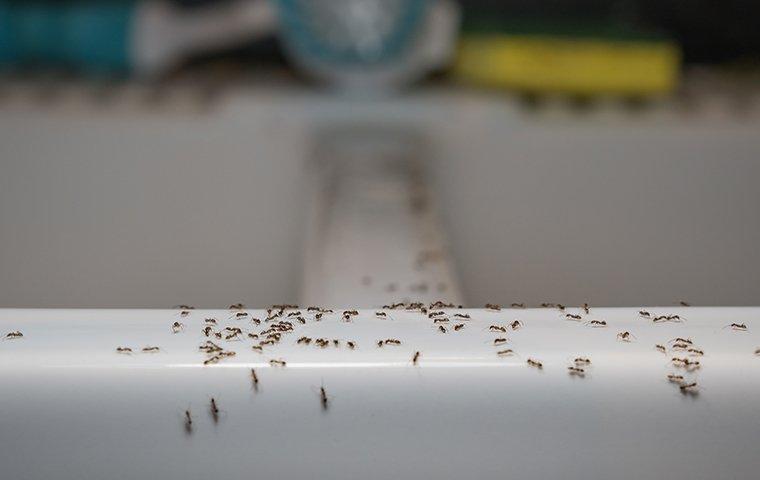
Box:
[455,34,680,96]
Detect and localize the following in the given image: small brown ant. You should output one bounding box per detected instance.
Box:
[315,313,323,321]
[567,366,585,377]
[234,312,249,319]
[347,341,356,349]
[269,359,287,367]
[454,313,471,319]
[493,338,508,345]
[582,303,590,314]
[333,339,340,347]
[497,349,515,356]
[669,337,693,345]
[116,347,133,354]
[616,331,635,342]
[251,346,263,353]
[171,322,184,333]
[320,386,329,409]
[251,369,259,385]
[540,303,555,308]
[142,346,160,353]
[679,382,699,394]
[573,357,591,365]
[229,303,245,310]
[527,358,543,369]
[655,344,667,354]
[679,301,691,307]
[557,304,566,311]
[565,314,582,321]
[485,303,502,311]
[510,303,526,308]
[377,340,384,348]
[412,351,421,365]
[586,320,607,327]
[204,318,217,325]
[639,310,651,318]
[251,318,261,325]
[375,311,387,318]
[204,356,220,365]
[671,342,690,350]
[667,374,684,383]
[454,323,465,331]
[185,410,193,430]
[5,331,23,339]
[438,326,447,333]
[385,339,402,345]
[247,333,259,340]
[725,323,748,331]
[509,320,523,330]
[209,398,220,422]
[433,318,449,324]
[202,326,214,337]
[429,311,446,318]
[489,325,507,333]
[179,310,190,318]
[687,348,704,356]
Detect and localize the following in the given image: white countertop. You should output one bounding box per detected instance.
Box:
[1,306,758,479]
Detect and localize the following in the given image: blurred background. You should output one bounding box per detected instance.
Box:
[1,0,758,308]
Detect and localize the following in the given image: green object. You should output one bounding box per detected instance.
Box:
[0,1,135,73]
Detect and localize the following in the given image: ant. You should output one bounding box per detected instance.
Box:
[433,318,450,324]
[171,322,185,333]
[687,348,704,356]
[412,351,421,365]
[509,320,524,330]
[497,349,515,356]
[755,347,760,356]
[672,357,700,370]
[204,356,221,365]
[655,344,667,354]
[725,323,748,331]
[429,311,446,318]
[247,333,259,340]
[347,341,356,349]
[565,314,582,321]
[616,331,635,342]
[315,313,323,321]
[567,366,585,377]
[202,326,214,337]
[251,346,263,353]
[679,301,691,307]
[586,320,607,327]
[320,386,329,410]
[209,398,220,422]
[377,340,384,348]
[510,303,526,308]
[297,337,312,345]
[527,358,543,369]
[438,326,447,333]
[296,317,306,325]
[454,313,471,319]
[142,346,160,353]
[375,312,387,318]
[489,325,507,333]
[493,338,508,345]
[333,339,340,347]
[573,357,591,365]
[679,382,699,396]
[179,310,191,318]
[251,369,259,385]
[385,339,402,345]
[5,331,23,339]
[185,409,193,431]
[234,312,249,319]
[485,303,502,311]
[669,337,693,345]
[639,311,651,318]
[671,342,690,351]
[667,374,684,383]
[269,359,287,367]
[174,305,194,310]
[582,303,590,314]
[540,303,556,308]
[116,347,133,354]
[557,304,566,311]
[205,318,217,325]
[229,303,245,310]
[454,323,465,331]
